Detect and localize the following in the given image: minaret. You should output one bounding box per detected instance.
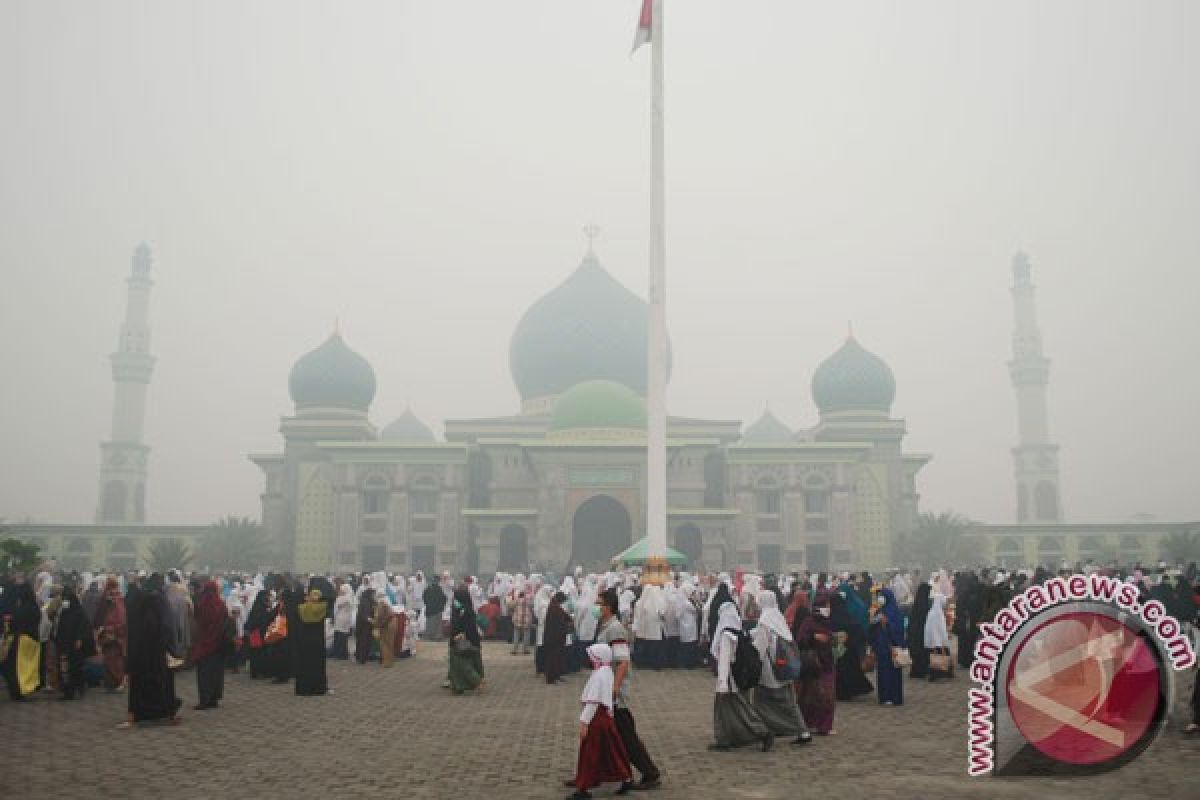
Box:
[96,243,156,523]
[1008,251,1062,523]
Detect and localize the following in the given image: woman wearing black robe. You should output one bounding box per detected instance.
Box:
[3,583,42,701]
[293,587,329,696]
[354,588,376,664]
[125,574,181,726]
[55,586,96,700]
[244,590,273,679]
[907,582,932,679]
[543,592,573,684]
[829,590,873,701]
[447,586,484,693]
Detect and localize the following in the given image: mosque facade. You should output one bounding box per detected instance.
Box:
[250,247,930,577]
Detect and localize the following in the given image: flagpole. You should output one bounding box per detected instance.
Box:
[644,0,669,583]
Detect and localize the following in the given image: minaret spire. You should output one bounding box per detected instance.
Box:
[1008,251,1062,523]
[96,243,156,523]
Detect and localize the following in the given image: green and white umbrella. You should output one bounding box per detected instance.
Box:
[610,537,689,567]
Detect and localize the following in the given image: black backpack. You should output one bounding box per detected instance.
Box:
[728,629,762,691]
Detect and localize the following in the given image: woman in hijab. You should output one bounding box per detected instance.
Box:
[372,593,398,668]
[784,587,810,633]
[331,583,354,659]
[543,591,574,684]
[830,588,873,701]
[93,576,128,691]
[243,588,274,679]
[870,587,906,706]
[124,573,181,726]
[224,585,246,672]
[81,579,103,626]
[294,587,330,695]
[709,601,773,752]
[925,591,952,681]
[907,581,932,679]
[704,580,734,647]
[751,590,812,744]
[795,590,837,734]
[191,580,228,710]
[354,588,376,664]
[447,586,484,694]
[55,585,95,700]
[4,583,43,700]
[533,584,554,675]
[567,643,633,800]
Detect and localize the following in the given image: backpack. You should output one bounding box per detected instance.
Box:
[728,629,762,691]
[771,635,804,682]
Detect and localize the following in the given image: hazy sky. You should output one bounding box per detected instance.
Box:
[2,1,1197,527]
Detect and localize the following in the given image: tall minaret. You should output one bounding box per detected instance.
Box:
[1008,251,1062,523]
[96,243,156,523]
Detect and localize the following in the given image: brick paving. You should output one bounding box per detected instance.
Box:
[0,642,1195,799]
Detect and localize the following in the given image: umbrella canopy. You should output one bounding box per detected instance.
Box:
[611,537,689,566]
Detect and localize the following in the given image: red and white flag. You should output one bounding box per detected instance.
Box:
[632,0,652,53]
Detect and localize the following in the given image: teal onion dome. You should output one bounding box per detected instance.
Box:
[811,335,895,414]
[381,408,435,442]
[509,252,670,404]
[288,333,377,412]
[548,380,647,433]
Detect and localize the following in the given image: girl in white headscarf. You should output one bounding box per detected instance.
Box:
[633,585,666,669]
[533,584,555,676]
[924,592,952,681]
[332,583,354,659]
[567,643,633,799]
[750,590,812,744]
[710,601,773,751]
[676,582,701,668]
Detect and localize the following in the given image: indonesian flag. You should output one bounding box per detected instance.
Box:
[632,0,652,53]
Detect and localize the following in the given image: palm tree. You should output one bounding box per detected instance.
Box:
[200,516,269,572]
[1161,530,1200,564]
[147,538,192,574]
[896,510,984,570]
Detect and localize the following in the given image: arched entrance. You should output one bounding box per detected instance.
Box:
[673,523,703,567]
[570,495,633,572]
[497,524,529,573]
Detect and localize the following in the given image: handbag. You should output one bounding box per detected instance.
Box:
[452,634,476,654]
[891,646,912,668]
[929,651,951,671]
[264,611,288,645]
[861,650,876,672]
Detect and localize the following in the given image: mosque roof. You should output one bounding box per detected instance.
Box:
[509,251,670,401]
[381,408,436,442]
[548,380,647,432]
[740,409,794,443]
[288,332,376,412]
[811,334,895,414]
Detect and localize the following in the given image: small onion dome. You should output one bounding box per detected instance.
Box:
[288,333,377,412]
[509,252,670,406]
[740,409,794,443]
[548,380,647,436]
[381,408,436,442]
[811,335,896,414]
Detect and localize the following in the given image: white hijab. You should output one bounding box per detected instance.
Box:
[925,593,950,649]
[710,601,742,660]
[755,589,792,642]
[580,643,615,712]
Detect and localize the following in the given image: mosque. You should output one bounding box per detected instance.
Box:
[9,245,1195,574]
[251,243,927,577]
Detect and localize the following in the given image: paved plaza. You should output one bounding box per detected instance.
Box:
[0,642,1195,799]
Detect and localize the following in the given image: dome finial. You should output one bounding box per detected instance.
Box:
[583,223,601,257]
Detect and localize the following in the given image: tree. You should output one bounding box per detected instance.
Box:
[0,537,41,576]
[199,516,270,572]
[1161,530,1200,564]
[147,538,192,574]
[895,510,985,571]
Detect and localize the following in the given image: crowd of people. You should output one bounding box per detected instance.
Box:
[1,558,1197,796]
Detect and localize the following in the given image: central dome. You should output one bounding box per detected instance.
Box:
[288,333,376,412]
[811,335,895,415]
[510,252,669,410]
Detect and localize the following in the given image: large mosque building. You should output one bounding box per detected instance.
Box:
[251,245,928,577]
[9,246,1195,574]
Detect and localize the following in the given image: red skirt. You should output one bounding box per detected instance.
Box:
[575,706,632,791]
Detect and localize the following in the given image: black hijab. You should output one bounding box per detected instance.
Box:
[451,587,480,647]
[707,582,733,642]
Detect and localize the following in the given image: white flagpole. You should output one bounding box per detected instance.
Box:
[645,0,668,574]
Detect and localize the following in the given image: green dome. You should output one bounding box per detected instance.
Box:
[741,409,794,443]
[509,253,670,402]
[549,380,647,432]
[381,408,436,442]
[288,333,377,412]
[811,336,895,414]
